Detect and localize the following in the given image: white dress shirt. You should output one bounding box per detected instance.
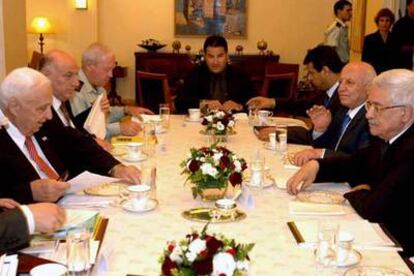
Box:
[52,96,75,128]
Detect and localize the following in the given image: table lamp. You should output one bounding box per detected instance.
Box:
[30,17,53,54]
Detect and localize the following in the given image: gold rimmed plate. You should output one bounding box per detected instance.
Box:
[296,190,345,204]
[84,182,129,196]
[344,266,409,276]
[182,207,246,223]
[122,199,158,213]
[199,130,237,135]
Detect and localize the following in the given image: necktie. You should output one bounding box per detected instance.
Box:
[60,103,72,127]
[323,94,330,107]
[25,137,59,180]
[340,114,351,136]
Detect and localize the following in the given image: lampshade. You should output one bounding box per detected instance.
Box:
[30,17,53,34]
[75,0,88,10]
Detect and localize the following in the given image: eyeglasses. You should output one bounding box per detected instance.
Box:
[365,101,406,114]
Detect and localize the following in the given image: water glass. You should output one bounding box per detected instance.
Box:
[316,221,338,267]
[159,103,170,130]
[141,163,157,200]
[248,108,258,126]
[66,229,91,273]
[257,110,273,126]
[143,121,156,157]
[336,231,354,265]
[268,132,277,149]
[276,125,288,155]
[249,149,266,189]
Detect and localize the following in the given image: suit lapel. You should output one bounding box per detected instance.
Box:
[335,107,366,149]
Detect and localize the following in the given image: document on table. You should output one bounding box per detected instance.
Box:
[83,93,106,139]
[0,254,18,276]
[66,171,120,194]
[287,219,402,251]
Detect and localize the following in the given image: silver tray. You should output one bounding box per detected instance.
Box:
[182,207,246,223]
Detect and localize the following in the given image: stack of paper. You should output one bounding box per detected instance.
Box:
[65,171,120,194]
[287,219,401,251]
[84,94,106,139]
[289,201,345,216]
[0,254,18,276]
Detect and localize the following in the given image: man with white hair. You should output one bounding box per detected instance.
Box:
[70,43,152,138]
[287,69,414,257]
[0,67,141,204]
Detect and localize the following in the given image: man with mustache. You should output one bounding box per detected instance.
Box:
[287,69,414,257]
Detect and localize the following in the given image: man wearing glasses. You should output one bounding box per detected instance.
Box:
[287,69,414,257]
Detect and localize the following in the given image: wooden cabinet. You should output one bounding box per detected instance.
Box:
[134,52,280,104]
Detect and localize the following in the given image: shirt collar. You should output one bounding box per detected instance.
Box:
[326,81,339,98]
[335,18,347,27]
[52,96,62,111]
[347,102,365,120]
[389,123,413,144]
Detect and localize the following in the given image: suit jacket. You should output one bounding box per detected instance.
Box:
[316,124,414,257]
[389,15,414,70]
[0,209,30,254]
[313,106,371,158]
[362,31,395,74]
[0,117,120,204]
[175,63,254,113]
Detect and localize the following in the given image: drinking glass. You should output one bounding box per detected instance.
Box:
[248,108,258,126]
[276,125,288,155]
[159,103,170,130]
[257,110,273,126]
[66,228,91,274]
[249,149,266,189]
[141,163,157,200]
[336,231,354,265]
[143,121,156,157]
[126,142,143,161]
[316,221,338,267]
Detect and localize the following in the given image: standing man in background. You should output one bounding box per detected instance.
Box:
[325,0,353,63]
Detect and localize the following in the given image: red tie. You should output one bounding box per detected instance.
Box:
[25,137,59,180]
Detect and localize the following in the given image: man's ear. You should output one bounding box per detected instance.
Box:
[401,105,413,123]
[321,66,331,75]
[7,97,21,117]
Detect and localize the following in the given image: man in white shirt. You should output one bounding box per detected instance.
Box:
[70,43,152,139]
[0,198,65,253]
[324,0,352,63]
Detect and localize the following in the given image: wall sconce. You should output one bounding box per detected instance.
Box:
[75,0,88,10]
[30,17,54,54]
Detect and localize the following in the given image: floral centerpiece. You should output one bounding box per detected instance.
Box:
[160,224,254,276]
[180,144,247,200]
[201,110,236,136]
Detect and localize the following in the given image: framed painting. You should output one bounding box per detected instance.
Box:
[175,0,247,38]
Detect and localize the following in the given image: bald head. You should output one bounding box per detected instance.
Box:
[41,50,79,102]
[338,62,377,109]
[0,67,53,135]
[81,43,115,87]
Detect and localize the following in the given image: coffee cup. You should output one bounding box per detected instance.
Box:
[188,108,201,121]
[127,184,150,210]
[126,142,143,160]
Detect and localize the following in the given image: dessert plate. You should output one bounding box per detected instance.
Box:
[122,154,148,162]
[296,190,345,204]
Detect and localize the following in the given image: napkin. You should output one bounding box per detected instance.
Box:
[83,94,106,139]
[289,201,345,216]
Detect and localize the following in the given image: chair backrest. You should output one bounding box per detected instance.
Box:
[136,70,175,113]
[260,72,297,99]
[28,51,43,70]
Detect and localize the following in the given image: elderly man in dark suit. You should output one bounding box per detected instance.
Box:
[0,67,141,204]
[292,62,376,165]
[287,69,414,257]
[0,198,65,254]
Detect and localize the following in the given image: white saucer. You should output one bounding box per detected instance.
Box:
[264,142,277,151]
[336,249,362,267]
[185,116,201,123]
[155,127,167,134]
[122,154,147,162]
[30,263,67,276]
[122,198,158,213]
[244,176,275,189]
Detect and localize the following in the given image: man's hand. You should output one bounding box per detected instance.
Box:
[94,138,113,152]
[0,198,20,209]
[222,100,243,112]
[100,96,111,113]
[246,96,275,110]
[28,203,66,234]
[110,164,141,184]
[120,121,142,136]
[30,179,70,202]
[306,105,331,132]
[292,148,324,166]
[256,127,276,141]
[202,100,223,110]
[125,106,154,116]
[286,160,319,195]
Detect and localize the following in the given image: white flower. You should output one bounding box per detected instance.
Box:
[188,238,207,254]
[206,115,213,122]
[200,163,218,177]
[170,246,183,264]
[228,120,235,128]
[233,160,242,173]
[185,251,197,262]
[216,122,225,131]
[216,111,225,118]
[236,260,249,271]
[213,152,223,162]
[212,252,236,276]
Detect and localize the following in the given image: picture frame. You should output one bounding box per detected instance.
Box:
[174,0,247,38]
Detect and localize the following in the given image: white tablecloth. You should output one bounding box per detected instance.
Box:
[89,116,411,275]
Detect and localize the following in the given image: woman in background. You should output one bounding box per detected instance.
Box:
[362,8,395,74]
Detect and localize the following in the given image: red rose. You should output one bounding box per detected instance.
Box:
[241,159,247,170]
[229,172,242,186]
[192,258,213,275]
[219,273,227,276]
[219,155,230,169]
[167,244,175,253]
[161,257,178,276]
[221,117,229,127]
[205,235,223,256]
[201,118,208,125]
[199,249,209,258]
[188,160,200,173]
[226,248,236,256]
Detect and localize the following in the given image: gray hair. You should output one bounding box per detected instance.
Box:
[81,42,114,66]
[0,67,51,109]
[373,69,414,106]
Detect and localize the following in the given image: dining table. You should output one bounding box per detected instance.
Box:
[79,115,412,276]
